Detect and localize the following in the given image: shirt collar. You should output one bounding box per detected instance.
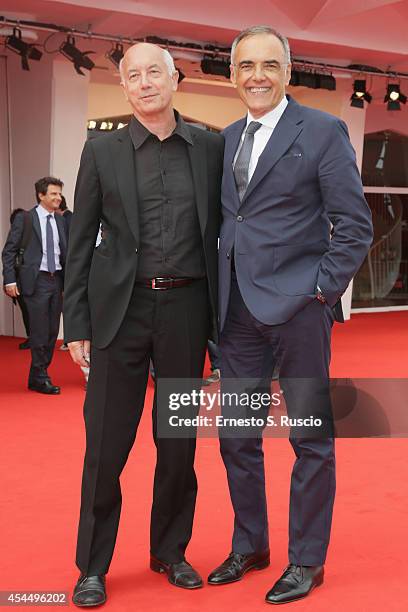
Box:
[129,110,193,150]
[37,204,54,218]
[246,95,288,129]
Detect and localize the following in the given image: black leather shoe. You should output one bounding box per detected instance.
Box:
[150,556,203,589]
[72,575,106,607]
[19,340,30,350]
[265,565,324,604]
[28,380,61,394]
[208,550,270,585]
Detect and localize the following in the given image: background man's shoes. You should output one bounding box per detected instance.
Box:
[72,575,106,607]
[19,340,30,350]
[208,550,270,585]
[150,556,203,589]
[203,368,220,386]
[265,565,324,604]
[28,380,60,394]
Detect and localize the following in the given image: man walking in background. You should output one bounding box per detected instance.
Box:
[64,42,223,606]
[2,177,66,394]
[208,25,373,604]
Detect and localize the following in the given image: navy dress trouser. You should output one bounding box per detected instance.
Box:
[24,272,63,384]
[219,276,336,566]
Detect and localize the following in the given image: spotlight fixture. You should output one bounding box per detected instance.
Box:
[5,27,42,71]
[106,42,124,69]
[201,58,230,79]
[350,80,372,108]
[384,83,407,111]
[297,71,319,88]
[176,67,185,83]
[60,35,95,75]
[316,73,336,91]
[289,69,336,91]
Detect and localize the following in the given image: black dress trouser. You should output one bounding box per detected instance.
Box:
[76,279,210,575]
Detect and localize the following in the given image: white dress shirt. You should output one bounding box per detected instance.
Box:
[234,95,288,182]
[36,204,62,271]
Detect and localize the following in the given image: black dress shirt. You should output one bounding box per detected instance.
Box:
[129,112,206,279]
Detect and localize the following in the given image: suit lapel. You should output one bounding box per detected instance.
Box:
[110,127,140,245]
[241,99,304,205]
[224,118,246,211]
[31,208,42,245]
[188,131,208,236]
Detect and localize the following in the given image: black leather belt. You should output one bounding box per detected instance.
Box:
[134,277,199,290]
[39,270,62,277]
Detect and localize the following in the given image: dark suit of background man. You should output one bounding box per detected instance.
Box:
[2,177,66,394]
[63,43,223,607]
[6,209,32,349]
[207,26,373,604]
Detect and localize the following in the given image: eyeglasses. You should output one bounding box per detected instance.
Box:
[234,61,288,75]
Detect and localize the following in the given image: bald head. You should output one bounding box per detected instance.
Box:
[119,43,176,82]
[119,41,179,123]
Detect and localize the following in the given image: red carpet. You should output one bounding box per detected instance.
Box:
[0,311,407,611]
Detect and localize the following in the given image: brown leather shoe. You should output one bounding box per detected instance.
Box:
[208,550,270,585]
[150,556,203,589]
[265,565,324,604]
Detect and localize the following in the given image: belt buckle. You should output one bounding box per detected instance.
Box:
[151,277,167,290]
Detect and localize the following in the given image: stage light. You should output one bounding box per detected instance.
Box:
[316,73,336,91]
[177,67,185,83]
[289,70,300,86]
[298,71,318,88]
[315,72,336,91]
[350,80,372,108]
[201,58,230,79]
[384,83,407,110]
[60,35,95,75]
[5,27,42,71]
[107,42,124,69]
[289,69,336,91]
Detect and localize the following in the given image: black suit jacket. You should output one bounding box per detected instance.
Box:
[63,122,224,349]
[2,207,67,295]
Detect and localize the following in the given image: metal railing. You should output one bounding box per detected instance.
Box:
[353,194,403,300]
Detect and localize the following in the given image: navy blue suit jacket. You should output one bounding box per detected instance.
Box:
[219,96,373,331]
[2,207,67,296]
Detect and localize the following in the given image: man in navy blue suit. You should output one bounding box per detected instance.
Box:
[2,177,66,394]
[207,26,373,604]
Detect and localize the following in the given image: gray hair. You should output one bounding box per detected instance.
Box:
[231,25,291,65]
[119,45,176,82]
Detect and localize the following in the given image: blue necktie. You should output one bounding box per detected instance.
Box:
[46,214,56,273]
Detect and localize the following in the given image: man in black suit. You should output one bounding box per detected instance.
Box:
[207,26,373,604]
[2,177,66,394]
[63,43,223,607]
